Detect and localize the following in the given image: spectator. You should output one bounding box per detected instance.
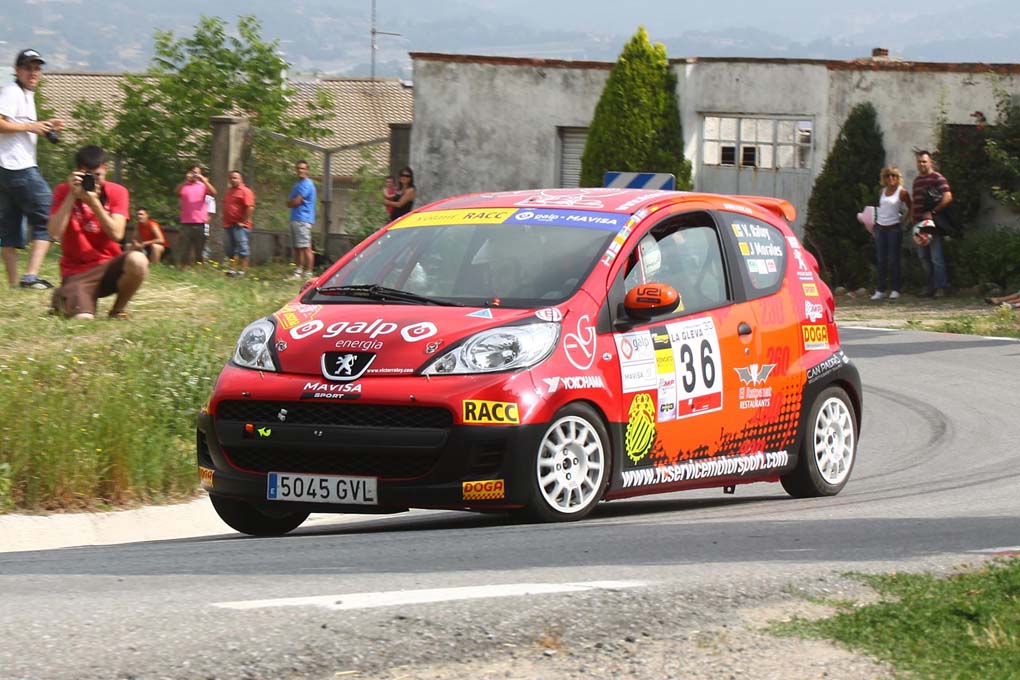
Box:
[202,192,216,262]
[382,175,397,218]
[911,150,953,298]
[870,166,911,301]
[222,169,254,277]
[174,164,216,269]
[285,159,316,279]
[383,166,416,221]
[0,48,64,290]
[130,207,166,264]
[47,145,148,320]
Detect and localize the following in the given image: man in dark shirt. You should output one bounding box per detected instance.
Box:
[911,150,953,298]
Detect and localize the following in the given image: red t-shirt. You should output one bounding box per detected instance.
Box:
[51,181,129,279]
[223,184,255,229]
[136,219,165,245]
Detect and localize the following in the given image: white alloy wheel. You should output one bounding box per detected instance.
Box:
[812,395,855,486]
[535,413,607,517]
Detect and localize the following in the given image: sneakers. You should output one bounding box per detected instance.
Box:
[889,291,900,300]
[290,270,305,280]
[869,291,886,301]
[19,277,53,290]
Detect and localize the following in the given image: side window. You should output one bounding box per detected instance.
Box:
[722,213,787,298]
[622,214,729,314]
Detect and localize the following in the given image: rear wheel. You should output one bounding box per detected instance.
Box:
[210,495,310,536]
[782,386,857,498]
[519,403,609,522]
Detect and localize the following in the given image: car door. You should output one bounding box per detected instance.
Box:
[605,210,772,493]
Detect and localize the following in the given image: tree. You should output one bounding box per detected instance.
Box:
[803,102,885,289]
[112,15,335,219]
[579,27,691,189]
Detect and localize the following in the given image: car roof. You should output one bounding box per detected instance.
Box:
[420,188,796,223]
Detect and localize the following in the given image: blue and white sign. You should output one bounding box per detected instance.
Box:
[603,171,676,191]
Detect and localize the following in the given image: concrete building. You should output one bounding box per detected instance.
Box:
[409,50,1020,235]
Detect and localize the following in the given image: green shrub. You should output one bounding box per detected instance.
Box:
[803,102,885,290]
[951,226,1020,290]
[580,26,691,189]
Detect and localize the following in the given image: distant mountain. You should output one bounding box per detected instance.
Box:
[2,0,1017,76]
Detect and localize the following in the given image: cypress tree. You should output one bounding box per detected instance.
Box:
[580,27,691,189]
[803,102,885,289]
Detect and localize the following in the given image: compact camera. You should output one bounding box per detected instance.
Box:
[81,172,96,193]
[43,129,59,144]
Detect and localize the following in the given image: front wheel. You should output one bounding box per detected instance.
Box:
[210,495,310,536]
[781,386,857,498]
[518,403,610,522]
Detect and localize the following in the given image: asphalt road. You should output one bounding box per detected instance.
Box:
[1,327,1018,679]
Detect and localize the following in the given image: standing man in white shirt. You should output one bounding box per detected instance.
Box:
[0,49,64,289]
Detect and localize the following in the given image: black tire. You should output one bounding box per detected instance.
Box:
[210,495,310,536]
[782,386,858,498]
[518,403,610,522]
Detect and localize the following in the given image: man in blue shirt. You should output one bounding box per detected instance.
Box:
[286,159,317,279]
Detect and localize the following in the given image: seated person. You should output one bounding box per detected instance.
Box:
[130,208,166,264]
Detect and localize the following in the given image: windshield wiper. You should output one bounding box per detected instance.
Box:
[316,284,463,306]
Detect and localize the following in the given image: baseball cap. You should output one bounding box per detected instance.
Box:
[15,49,45,67]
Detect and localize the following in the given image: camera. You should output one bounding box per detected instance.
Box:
[81,172,96,193]
[43,129,59,144]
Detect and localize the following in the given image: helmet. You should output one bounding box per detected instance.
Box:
[913,219,936,247]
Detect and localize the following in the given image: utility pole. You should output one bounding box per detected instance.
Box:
[370,0,401,80]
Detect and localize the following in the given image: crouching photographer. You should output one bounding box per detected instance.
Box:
[47,145,148,320]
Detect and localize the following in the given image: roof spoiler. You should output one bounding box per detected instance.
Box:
[742,196,797,223]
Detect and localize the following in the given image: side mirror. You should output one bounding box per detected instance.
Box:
[624,283,681,320]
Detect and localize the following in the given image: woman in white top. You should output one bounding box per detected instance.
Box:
[871,166,912,300]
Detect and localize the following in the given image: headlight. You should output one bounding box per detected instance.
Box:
[232,318,278,371]
[422,322,560,375]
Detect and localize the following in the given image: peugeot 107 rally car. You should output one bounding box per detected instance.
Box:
[197,188,862,536]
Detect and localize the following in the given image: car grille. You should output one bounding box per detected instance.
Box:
[224,447,441,479]
[216,400,453,429]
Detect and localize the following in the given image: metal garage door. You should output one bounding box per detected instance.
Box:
[558,127,588,188]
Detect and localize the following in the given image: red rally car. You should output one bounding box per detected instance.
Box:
[197,188,862,536]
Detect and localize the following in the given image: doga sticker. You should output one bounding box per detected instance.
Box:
[462,479,505,501]
[802,324,829,350]
[463,400,520,425]
[199,466,214,488]
[625,393,657,464]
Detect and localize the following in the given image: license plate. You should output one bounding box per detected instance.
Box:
[267,472,378,505]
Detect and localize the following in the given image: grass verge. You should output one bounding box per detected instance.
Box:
[775,558,1020,679]
[0,258,303,512]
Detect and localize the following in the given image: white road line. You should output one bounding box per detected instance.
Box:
[213,580,648,611]
[967,546,1020,554]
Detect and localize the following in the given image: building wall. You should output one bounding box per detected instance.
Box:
[410,54,1020,230]
[410,57,609,207]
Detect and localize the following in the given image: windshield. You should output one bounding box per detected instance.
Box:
[312,221,617,307]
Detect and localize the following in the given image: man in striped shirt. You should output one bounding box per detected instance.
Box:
[911,150,953,298]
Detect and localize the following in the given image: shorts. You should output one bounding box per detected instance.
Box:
[225,225,251,258]
[0,166,53,247]
[177,223,206,264]
[290,221,312,249]
[51,253,129,317]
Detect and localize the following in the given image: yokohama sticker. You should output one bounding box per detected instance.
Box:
[802,324,829,350]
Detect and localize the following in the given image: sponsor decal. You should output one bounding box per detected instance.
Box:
[257,427,272,438]
[625,393,657,464]
[806,350,850,384]
[723,202,753,215]
[666,317,724,418]
[199,466,214,488]
[535,307,563,322]
[321,351,376,382]
[765,259,778,273]
[463,400,520,425]
[301,381,363,400]
[468,309,494,319]
[543,375,606,393]
[274,303,322,331]
[462,479,506,501]
[802,282,819,297]
[334,339,384,351]
[392,208,517,228]
[366,367,415,375]
[734,363,775,410]
[510,209,626,230]
[514,188,627,209]
[289,318,438,343]
[802,324,830,350]
[804,300,825,323]
[621,450,791,487]
[615,330,657,393]
[563,314,597,370]
[425,340,443,355]
[277,409,288,422]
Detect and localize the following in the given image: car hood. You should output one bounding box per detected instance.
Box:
[271,302,555,378]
